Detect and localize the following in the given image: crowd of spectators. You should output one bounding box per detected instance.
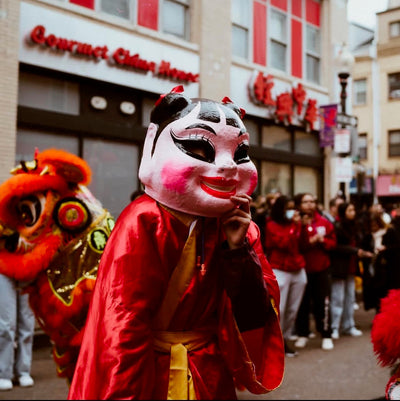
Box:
[251,191,400,357]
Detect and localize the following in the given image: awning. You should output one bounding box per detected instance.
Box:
[376,175,400,196]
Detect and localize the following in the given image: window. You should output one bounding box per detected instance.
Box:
[390,21,400,38]
[305,25,320,84]
[100,0,131,20]
[95,0,190,41]
[389,73,400,100]
[231,0,250,59]
[270,9,287,72]
[162,0,190,39]
[18,71,80,115]
[260,161,290,195]
[294,130,320,155]
[389,130,400,157]
[354,79,367,105]
[262,125,291,151]
[294,165,319,196]
[358,133,367,160]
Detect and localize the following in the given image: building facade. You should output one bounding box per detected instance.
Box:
[351,1,400,212]
[1,0,350,219]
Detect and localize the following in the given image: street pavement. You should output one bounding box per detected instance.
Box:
[0,306,390,400]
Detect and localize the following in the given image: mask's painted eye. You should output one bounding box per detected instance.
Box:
[171,132,215,163]
[234,143,250,164]
[17,195,42,227]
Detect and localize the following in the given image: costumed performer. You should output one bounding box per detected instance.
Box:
[68,86,284,400]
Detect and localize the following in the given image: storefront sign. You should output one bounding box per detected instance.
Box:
[376,175,400,196]
[318,104,337,148]
[28,25,199,83]
[248,71,318,130]
[335,157,353,183]
[334,128,351,154]
[349,176,373,194]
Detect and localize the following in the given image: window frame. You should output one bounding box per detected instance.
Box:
[390,20,400,38]
[161,0,190,40]
[305,24,321,85]
[388,72,400,100]
[231,0,251,59]
[354,78,367,106]
[269,7,288,73]
[389,130,400,157]
[358,132,367,160]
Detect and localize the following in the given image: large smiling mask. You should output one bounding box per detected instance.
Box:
[138,86,258,217]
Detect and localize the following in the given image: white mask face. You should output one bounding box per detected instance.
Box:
[285,209,295,219]
[139,98,258,217]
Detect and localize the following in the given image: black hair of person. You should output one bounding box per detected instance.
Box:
[270,195,290,225]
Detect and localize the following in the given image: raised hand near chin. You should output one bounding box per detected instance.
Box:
[220,193,252,249]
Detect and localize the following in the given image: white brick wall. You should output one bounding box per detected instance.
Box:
[0,0,19,183]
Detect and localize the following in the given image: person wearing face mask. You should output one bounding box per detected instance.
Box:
[67,87,284,400]
[265,195,306,357]
[293,192,337,351]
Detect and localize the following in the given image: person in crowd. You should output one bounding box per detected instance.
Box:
[293,192,337,351]
[264,195,306,357]
[251,190,281,251]
[323,196,345,225]
[372,211,400,312]
[68,87,284,400]
[0,274,35,391]
[370,203,392,226]
[329,202,374,340]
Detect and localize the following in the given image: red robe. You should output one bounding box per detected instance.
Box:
[68,194,284,400]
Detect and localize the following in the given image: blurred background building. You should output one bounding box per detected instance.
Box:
[0,0,379,219]
[350,0,400,213]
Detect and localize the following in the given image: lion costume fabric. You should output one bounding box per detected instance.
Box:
[371,289,400,400]
[0,148,114,382]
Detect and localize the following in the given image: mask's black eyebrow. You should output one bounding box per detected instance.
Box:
[184,123,216,135]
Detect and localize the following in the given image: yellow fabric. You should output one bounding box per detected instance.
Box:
[154,330,214,400]
[152,220,198,331]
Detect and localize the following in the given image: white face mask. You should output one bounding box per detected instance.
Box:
[285,209,295,219]
[139,102,257,217]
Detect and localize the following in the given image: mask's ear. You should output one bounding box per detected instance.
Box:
[53,197,91,233]
[138,123,158,184]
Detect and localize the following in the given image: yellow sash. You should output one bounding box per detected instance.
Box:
[153,330,214,400]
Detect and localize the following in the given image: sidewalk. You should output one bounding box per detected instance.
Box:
[238,306,389,400]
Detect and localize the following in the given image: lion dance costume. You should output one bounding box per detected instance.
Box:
[68,86,284,400]
[371,289,400,400]
[0,149,114,383]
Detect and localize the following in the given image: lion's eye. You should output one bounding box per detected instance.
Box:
[234,143,250,164]
[17,196,42,227]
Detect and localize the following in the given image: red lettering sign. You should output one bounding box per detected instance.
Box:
[304,99,318,130]
[292,83,306,115]
[28,25,199,84]
[253,72,276,106]
[275,92,294,124]
[249,71,319,130]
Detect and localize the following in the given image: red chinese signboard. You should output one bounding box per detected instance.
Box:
[248,71,319,131]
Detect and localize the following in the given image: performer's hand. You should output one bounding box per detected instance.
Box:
[220,193,252,249]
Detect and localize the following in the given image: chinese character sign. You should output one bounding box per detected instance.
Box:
[248,71,319,130]
[318,104,337,148]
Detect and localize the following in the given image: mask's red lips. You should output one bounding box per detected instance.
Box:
[200,176,237,199]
